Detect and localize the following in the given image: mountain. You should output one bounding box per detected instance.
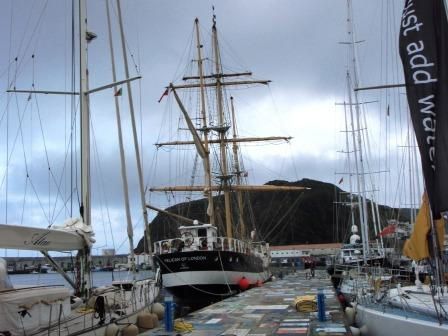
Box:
[135,178,412,252]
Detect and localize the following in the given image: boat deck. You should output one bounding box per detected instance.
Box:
[144,269,351,335]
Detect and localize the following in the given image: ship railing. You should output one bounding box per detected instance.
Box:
[334,263,414,288]
[154,236,256,255]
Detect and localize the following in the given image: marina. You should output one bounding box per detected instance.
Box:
[1,1,448,335]
[145,269,350,336]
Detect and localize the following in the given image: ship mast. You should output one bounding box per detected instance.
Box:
[78,0,92,298]
[212,16,233,238]
[346,0,370,261]
[230,97,246,239]
[150,18,307,236]
[194,18,215,225]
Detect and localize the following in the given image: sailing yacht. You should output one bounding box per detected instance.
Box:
[353,194,448,335]
[328,0,387,296]
[343,0,448,335]
[0,1,159,335]
[149,17,305,300]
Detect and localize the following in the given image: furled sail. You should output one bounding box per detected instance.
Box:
[399,0,448,218]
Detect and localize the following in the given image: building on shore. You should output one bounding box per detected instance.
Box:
[270,243,342,268]
[4,253,128,273]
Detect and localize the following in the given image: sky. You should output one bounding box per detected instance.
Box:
[0,0,417,256]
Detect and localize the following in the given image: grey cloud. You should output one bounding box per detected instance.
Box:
[1,0,410,256]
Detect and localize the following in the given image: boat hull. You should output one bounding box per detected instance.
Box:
[0,279,160,336]
[156,250,270,299]
[355,303,448,336]
[7,269,33,275]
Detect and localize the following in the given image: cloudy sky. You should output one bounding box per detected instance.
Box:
[0,0,416,256]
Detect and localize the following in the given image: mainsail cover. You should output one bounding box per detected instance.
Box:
[0,223,86,251]
[399,0,448,218]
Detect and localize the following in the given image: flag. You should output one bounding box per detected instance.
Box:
[338,177,343,184]
[158,88,169,103]
[114,87,122,96]
[399,0,448,217]
[403,192,445,261]
[378,223,396,237]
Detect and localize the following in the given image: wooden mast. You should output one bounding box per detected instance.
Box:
[212,16,233,238]
[194,18,215,225]
[230,97,246,239]
[150,18,309,235]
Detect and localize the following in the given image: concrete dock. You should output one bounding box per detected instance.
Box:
[144,269,350,336]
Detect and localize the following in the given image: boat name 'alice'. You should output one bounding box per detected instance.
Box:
[24,231,51,247]
[164,256,207,263]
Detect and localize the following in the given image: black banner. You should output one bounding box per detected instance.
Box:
[399,0,448,218]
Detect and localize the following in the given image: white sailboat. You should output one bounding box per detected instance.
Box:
[353,194,448,335]
[329,0,388,299]
[148,16,306,300]
[344,0,448,335]
[0,1,159,335]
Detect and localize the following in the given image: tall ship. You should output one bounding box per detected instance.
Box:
[149,16,305,300]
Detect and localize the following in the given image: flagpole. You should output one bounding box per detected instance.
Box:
[427,189,444,289]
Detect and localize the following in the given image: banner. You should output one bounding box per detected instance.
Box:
[399,0,448,218]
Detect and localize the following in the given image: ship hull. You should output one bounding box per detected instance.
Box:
[156,250,270,300]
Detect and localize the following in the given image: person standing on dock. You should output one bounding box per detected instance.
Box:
[310,260,316,278]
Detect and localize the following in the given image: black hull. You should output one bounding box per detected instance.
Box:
[166,283,239,301]
[156,250,265,273]
[7,270,32,275]
[155,250,269,300]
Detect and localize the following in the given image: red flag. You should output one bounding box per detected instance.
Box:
[379,224,396,237]
[114,87,122,96]
[338,177,344,184]
[158,88,169,103]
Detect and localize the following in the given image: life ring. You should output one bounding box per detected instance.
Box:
[181,232,194,247]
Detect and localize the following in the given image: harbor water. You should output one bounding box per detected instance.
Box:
[9,270,154,289]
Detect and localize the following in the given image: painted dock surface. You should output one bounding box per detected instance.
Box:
[144,269,351,336]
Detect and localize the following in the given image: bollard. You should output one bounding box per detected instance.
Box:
[164,296,174,332]
[317,288,326,321]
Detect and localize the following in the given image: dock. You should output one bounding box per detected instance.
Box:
[144,269,351,336]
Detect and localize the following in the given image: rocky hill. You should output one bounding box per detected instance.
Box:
[135,178,412,252]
